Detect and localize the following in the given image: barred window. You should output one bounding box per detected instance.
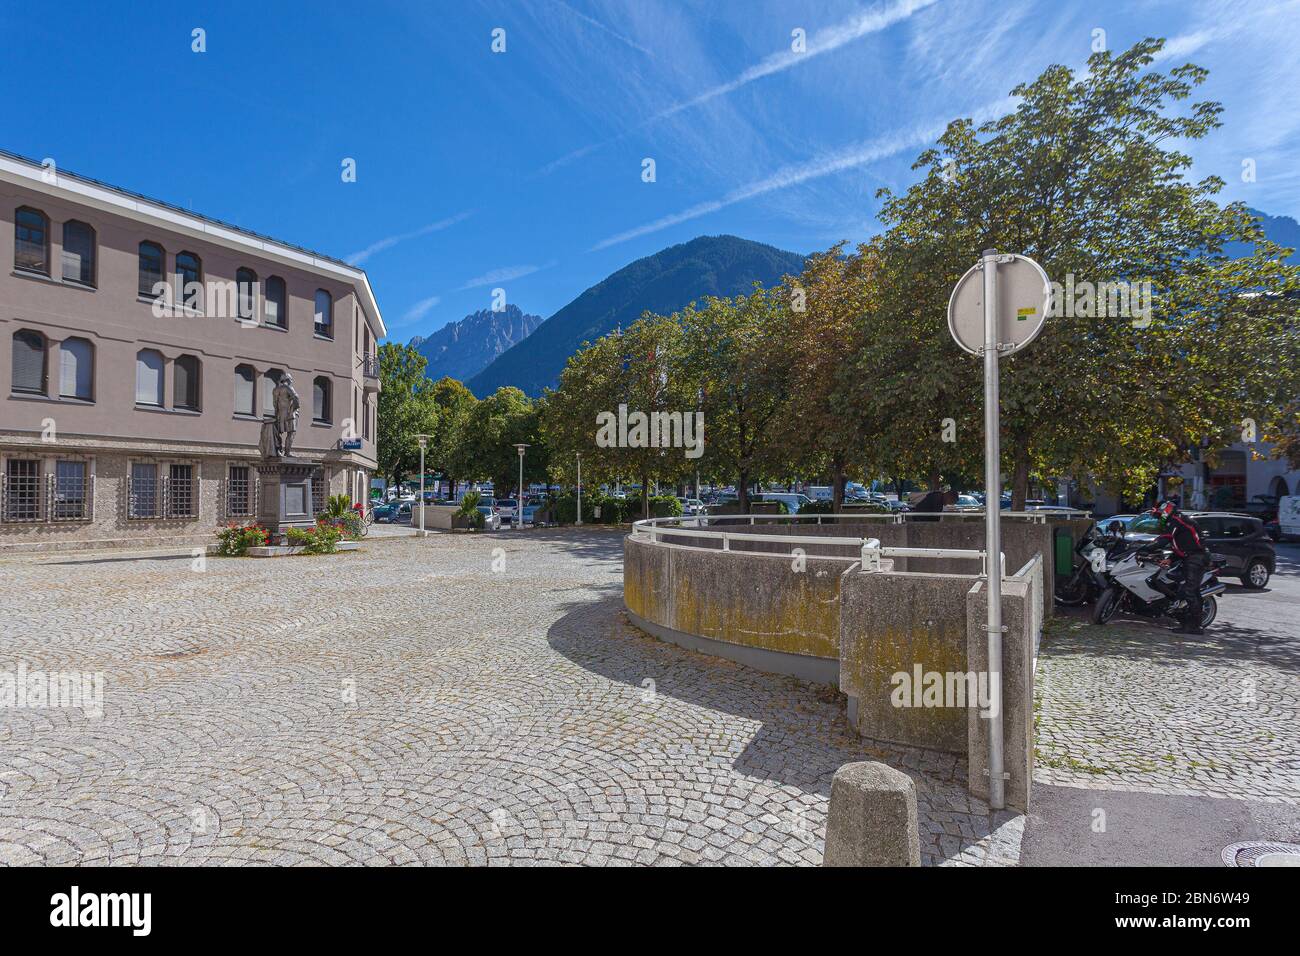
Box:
[129,462,159,518]
[311,467,326,515]
[169,463,196,518]
[53,460,88,520]
[3,459,42,522]
[227,465,252,517]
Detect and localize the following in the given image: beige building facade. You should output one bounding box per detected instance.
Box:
[0,151,384,552]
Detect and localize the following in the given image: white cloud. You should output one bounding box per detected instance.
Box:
[653,0,939,123]
[539,0,937,175]
[458,264,544,289]
[402,295,442,323]
[547,0,653,57]
[592,96,1013,250]
[346,211,473,265]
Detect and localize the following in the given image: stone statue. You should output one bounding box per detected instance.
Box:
[271,375,301,459]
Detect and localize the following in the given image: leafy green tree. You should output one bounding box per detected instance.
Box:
[873,38,1300,505]
[543,313,696,517]
[375,343,441,488]
[445,387,546,497]
[678,289,792,512]
[427,376,477,495]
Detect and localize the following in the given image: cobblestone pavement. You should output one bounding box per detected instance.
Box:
[0,530,1020,867]
[1034,544,1300,804]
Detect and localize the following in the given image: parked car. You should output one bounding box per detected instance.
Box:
[497,498,518,525]
[374,501,413,523]
[477,503,502,531]
[755,492,813,514]
[1124,511,1275,589]
[952,494,983,512]
[676,497,707,516]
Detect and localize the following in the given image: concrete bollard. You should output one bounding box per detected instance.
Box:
[822,761,921,867]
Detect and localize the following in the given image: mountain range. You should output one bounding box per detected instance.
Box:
[466,235,806,397]
[410,211,1297,396]
[408,304,542,383]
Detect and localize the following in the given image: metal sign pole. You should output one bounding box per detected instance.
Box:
[981,249,1006,811]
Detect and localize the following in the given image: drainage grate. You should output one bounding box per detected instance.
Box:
[1221,841,1300,867]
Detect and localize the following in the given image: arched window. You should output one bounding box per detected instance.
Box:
[236,267,258,323]
[14,207,49,274]
[234,364,256,416]
[175,251,202,310]
[59,337,94,400]
[264,275,287,328]
[313,289,333,337]
[11,329,48,395]
[313,376,332,423]
[61,220,96,286]
[135,349,165,406]
[174,354,201,411]
[139,241,165,297]
[261,368,283,417]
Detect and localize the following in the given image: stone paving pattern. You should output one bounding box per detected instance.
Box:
[0,530,1019,866]
[1034,555,1300,805]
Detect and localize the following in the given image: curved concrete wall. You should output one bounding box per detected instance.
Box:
[623,535,848,682]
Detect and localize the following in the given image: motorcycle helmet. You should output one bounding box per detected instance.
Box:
[1157,498,1180,519]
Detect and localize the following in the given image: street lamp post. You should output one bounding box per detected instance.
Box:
[415,434,430,537]
[514,443,529,529]
[576,453,583,526]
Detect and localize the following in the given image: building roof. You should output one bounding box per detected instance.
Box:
[0,147,386,337]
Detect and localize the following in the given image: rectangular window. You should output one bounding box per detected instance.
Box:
[3,459,42,522]
[53,460,88,520]
[227,465,252,517]
[129,462,159,518]
[135,351,164,406]
[168,463,196,518]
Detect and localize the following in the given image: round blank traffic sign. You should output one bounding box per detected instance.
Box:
[947,254,1051,355]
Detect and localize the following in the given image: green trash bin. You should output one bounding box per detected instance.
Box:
[1053,528,1075,576]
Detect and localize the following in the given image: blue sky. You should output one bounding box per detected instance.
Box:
[3,0,1297,340]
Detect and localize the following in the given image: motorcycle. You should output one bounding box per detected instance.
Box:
[1091,542,1227,628]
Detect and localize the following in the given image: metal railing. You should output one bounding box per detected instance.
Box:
[631,515,1003,576]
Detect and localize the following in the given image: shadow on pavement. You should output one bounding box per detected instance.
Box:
[1047,606,1300,671]
[547,593,942,798]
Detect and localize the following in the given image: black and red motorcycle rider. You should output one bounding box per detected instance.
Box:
[1141,499,1209,634]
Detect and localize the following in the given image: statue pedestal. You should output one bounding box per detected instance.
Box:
[256,459,317,545]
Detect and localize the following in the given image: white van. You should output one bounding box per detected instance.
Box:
[1279,496,1300,539]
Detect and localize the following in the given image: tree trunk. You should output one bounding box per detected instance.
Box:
[1011,450,1030,511]
[641,471,650,519]
[738,469,750,513]
[928,466,942,491]
[831,456,846,513]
